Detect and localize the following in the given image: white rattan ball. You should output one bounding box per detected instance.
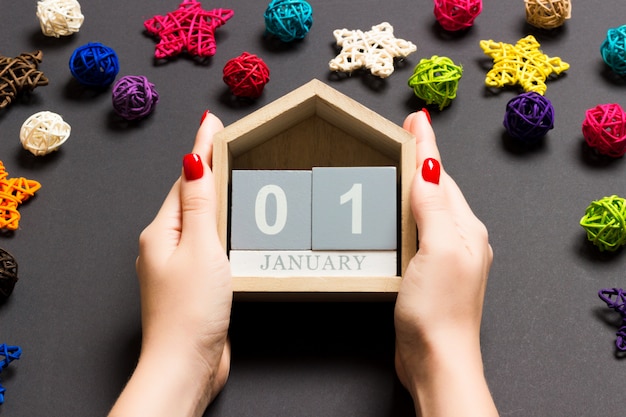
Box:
[36,0,84,37]
[20,111,71,156]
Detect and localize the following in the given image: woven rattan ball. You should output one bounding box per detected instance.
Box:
[434,0,482,31]
[36,0,84,37]
[112,75,159,121]
[408,55,463,110]
[580,195,626,252]
[20,111,71,156]
[223,52,270,98]
[69,42,119,87]
[264,0,313,42]
[582,103,626,157]
[525,0,571,30]
[504,92,554,142]
[601,25,626,76]
[0,248,18,298]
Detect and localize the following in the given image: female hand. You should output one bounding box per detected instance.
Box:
[394,111,498,417]
[109,112,232,417]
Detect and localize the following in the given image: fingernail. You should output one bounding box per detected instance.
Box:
[421,158,440,184]
[183,153,204,181]
[200,109,210,125]
[421,108,431,124]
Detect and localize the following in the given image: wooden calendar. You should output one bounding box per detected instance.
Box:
[212,79,416,299]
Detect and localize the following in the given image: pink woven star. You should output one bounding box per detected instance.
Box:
[144,0,234,59]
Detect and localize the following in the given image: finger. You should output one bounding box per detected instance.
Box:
[192,111,224,169]
[179,112,225,249]
[403,110,441,166]
[404,112,487,250]
[150,179,182,230]
[146,111,223,239]
[138,179,183,261]
[403,111,455,242]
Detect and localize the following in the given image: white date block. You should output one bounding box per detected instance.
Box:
[229,250,397,277]
[231,170,312,250]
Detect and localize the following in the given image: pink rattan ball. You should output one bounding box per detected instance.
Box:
[434,0,482,31]
[582,103,626,157]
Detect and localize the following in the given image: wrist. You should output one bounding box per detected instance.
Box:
[399,337,498,417]
[109,343,217,417]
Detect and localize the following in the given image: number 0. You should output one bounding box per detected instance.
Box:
[340,183,362,234]
[255,185,288,235]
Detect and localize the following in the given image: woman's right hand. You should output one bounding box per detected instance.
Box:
[394,110,498,417]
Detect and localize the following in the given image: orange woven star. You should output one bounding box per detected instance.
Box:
[144,0,234,59]
[0,161,41,231]
[480,35,569,95]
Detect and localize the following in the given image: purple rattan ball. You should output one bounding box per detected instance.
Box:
[503,91,554,142]
[112,75,159,121]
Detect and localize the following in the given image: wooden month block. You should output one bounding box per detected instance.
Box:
[231,170,311,250]
[311,167,397,250]
[229,250,396,277]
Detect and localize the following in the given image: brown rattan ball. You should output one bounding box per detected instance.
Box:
[0,248,18,298]
[525,0,571,30]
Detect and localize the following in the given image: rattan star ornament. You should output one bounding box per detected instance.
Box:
[144,0,234,59]
[0,51,49,109]
[329,22,417,78]
[480,35,569,95]
[0,161,41,231]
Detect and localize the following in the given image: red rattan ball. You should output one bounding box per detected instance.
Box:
[434,0,482,31]
[223,52,270,98]
[582,103,626,158]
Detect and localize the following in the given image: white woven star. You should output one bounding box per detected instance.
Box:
[329,22,417,78]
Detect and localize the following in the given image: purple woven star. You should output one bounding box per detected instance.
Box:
[599,288,626,317]
[599,288,626,352]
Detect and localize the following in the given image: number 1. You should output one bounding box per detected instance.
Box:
[340,183,362,234]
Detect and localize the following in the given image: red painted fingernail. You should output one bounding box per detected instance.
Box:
[421,158,440,184]
[183,153,204,181]
[421,108,431,124]
[200,109,210,125]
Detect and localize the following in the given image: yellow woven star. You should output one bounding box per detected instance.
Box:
[329,22,417,78]
[480,35,569,95]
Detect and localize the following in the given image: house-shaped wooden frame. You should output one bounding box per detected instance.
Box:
[213,79,416,299]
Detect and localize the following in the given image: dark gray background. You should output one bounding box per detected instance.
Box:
[1,1,625,416]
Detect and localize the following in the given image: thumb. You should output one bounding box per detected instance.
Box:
[403,111,453,243]
[179,112,224,249]
[180,153,217,249]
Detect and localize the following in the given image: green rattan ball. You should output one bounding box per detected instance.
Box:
[408,55,463,110]
[580,195,626,252]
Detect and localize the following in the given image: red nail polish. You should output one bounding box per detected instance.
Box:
[421,108,431,124]
[183,153,204,180]
[200,110,210,125]
[422,158,440,184]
